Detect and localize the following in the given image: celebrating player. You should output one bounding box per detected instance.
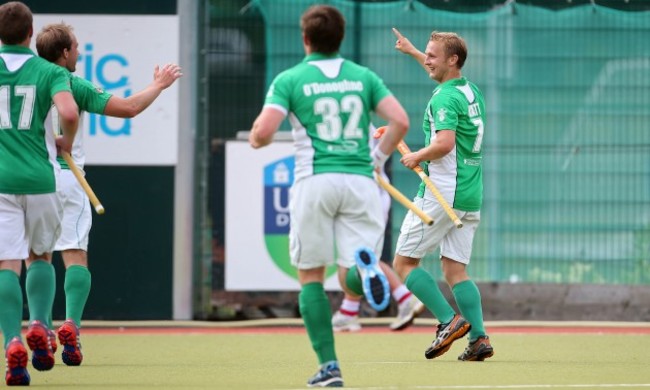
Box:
[391,27,493,361]
[34,22,182,367]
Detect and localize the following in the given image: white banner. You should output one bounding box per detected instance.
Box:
[33,15,180,166]
[225,140,341,291]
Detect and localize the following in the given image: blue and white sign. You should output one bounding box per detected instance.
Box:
[33,15,180,166]
[225,140,342,291]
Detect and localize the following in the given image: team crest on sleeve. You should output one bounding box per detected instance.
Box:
[437,108,447,122]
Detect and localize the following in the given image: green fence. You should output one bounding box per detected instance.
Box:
[209,0,650,285]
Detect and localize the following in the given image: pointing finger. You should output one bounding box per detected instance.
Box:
[392,27,404,39]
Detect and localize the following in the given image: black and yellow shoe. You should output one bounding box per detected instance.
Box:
[424,314,471,359]
[458,335,494,361]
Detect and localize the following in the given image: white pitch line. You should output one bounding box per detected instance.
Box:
[413,385,650,389]
[355,361,419,364]
[274,385,650,390]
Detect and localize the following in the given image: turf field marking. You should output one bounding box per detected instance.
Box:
[79,325,650,335]
[412,385,650,389]
[274,385,650,390]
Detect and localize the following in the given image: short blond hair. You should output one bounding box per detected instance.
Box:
[36,23,74,62]
[430,31,468,69]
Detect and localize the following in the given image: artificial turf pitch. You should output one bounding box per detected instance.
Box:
[25,321,650,389]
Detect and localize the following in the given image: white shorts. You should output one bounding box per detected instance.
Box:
[54,169,92,251]
[0,192,63,260]
[395,197,480,264]
[290,173,385,270]
[378,171,391,225]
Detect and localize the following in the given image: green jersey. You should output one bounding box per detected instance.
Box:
[50,74,111,170]
[0,45,72,194]
[419,77,485,212]
[264,53,392,182]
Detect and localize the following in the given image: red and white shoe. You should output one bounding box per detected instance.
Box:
[58,319,83,366]
[5,337,30,386]
[26,320,55,371]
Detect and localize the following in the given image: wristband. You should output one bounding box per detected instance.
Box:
[371,147,390,168]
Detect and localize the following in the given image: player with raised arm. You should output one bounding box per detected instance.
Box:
[34,22,182,367]
[249,5,409,387]
[0,2,79,385]
[391,27,493,361]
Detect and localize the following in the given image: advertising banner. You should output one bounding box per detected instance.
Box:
[225,140,341,291]
[33,15,180,166]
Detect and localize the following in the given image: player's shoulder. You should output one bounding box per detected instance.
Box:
[70,74,104,93]
[340,59,378,79]
[435,78,475,101]
[272,63,302,84]
[28,56,68,77]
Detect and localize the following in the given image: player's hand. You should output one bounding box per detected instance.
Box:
[392,27,415,55]
[400,151,422,169]
[55,135,73,155]
[154,63,183,89]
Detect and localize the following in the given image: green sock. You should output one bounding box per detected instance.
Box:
[405,268,455,324]
[345,266,363,296]
[26,260,56,325]
[0,270,24,348]
[65,265,91,327]
[452,280,486,341]
[299,282,337,364]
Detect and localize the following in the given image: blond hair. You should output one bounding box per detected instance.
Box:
[430,31,468,69]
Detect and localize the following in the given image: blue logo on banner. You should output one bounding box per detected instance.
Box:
[264,156,294,234]
[262,155,337,281]
[79,43,131,137]
[263,156,295,279]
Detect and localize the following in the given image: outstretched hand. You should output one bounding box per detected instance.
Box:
[153,63,183,89]
[392,27,416,55]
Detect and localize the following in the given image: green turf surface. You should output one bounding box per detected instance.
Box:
[29,332,650,389]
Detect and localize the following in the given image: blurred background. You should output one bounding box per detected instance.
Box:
[13,0,650,322]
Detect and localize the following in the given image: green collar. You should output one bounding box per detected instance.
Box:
[303,52,341,62]
[0,45,35,55]
[441,76,467,87]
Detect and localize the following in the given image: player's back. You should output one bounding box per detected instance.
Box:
[274,54,391,181]
[0,46,71,194]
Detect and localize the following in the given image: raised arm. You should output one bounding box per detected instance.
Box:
[103,63,182,118]
[392,28,429,75]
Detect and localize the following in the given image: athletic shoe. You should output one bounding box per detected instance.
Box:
[57,319,83,366]
[48,329,57,354]
[307,362,343,387]
[458,335,494,361]
[354,247,390,312]
[332,310,362,332]
[5,337,30,386]
[390,296,426,331]
[26,320,55,371]
[424,314,471,359]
